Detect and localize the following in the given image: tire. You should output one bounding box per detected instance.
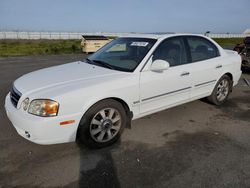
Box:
[207,75,232,105]
[77,99,127,149]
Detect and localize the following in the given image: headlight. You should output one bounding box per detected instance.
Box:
[28,99,59,117]
[22,98,29,111]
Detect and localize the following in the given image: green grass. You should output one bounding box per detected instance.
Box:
[0,39,82,57]
[213,38,244,49]
[0,38,245,57]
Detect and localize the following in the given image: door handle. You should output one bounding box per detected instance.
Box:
[216,65,222,69]
[180,72,190,76]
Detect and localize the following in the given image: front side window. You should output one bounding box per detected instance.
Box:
[186,36,219,62]
[88,37,156,72]
[152,37,187,67]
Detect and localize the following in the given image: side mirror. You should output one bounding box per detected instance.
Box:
[150,59,170,72]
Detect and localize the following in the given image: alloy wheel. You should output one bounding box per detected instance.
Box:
[216,79,229,102]
[89,108,121,143]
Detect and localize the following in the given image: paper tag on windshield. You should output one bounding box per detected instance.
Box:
[131,42,148,47]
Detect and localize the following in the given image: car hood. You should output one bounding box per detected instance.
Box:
[14,61,125,95]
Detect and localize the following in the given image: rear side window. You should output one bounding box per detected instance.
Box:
[153,37,187,67]
[186,37,219,62]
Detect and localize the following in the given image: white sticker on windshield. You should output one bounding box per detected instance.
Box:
[131,42,148,47]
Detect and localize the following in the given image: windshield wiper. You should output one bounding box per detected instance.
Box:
[85,58,93,64]
[91,59,115,70]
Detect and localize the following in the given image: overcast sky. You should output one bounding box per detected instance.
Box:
[0,0,249,33]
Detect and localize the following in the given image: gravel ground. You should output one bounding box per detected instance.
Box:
[0,54,250,188]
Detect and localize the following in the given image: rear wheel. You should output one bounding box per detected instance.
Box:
[208,75,232,105]
[77,99,126,148]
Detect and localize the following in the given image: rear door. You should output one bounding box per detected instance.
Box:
[184,36,223,99]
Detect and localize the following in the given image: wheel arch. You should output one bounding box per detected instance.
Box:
[224,72,233,81]
[109,97,132,118]
[76,97,133,141]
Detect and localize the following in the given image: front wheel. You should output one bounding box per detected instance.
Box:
[77,99,127,148]
[207,75,232,105]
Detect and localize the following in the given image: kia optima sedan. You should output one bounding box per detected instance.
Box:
[5,34,242,148]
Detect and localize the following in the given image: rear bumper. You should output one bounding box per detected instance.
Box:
[5,93,81,145]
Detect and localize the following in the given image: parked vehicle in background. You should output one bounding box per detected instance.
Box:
[234,37,250,69]
[240,47,250,69]
[81,35,112,54]
[5,34,242,148]
[234,43,245,53]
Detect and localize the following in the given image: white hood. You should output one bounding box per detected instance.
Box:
[14,61,123,94]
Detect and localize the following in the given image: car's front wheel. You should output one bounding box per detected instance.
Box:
[77,99,126,148]
[208,75,232,105]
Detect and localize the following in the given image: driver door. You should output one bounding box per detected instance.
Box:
[139,37,192,115]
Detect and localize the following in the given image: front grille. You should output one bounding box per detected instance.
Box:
[10,86,22,108]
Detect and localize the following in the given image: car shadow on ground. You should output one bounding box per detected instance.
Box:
[71,130,250,188]
[76,141,121,188]
[70,82,250,188]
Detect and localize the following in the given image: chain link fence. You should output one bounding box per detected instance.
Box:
[0,31,249,40]
[0,31,126,40]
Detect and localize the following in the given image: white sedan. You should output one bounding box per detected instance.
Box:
[5,34,242,148]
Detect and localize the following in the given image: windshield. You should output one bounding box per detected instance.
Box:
[87,37,157,72]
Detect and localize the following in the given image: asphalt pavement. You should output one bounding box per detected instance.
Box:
[0,54,250,188]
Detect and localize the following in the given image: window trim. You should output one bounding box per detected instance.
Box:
[141,36,188,70]
[89,37,157,72]
[183,36,220,63]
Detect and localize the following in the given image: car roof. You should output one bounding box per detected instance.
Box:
[118,33,206,40]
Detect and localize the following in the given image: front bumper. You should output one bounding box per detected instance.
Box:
[5,93,81,145]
